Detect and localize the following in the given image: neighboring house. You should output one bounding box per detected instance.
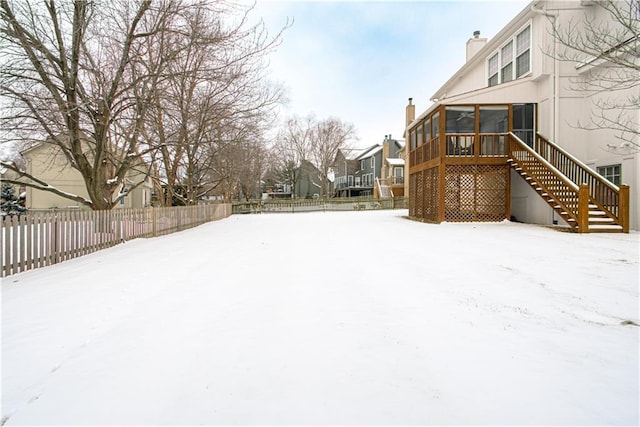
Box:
[405,0,636,232]
[332,136,405,198]
[20,143,153,210]
[296,160,322,198]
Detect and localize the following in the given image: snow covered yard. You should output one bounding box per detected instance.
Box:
[2,209,638,425]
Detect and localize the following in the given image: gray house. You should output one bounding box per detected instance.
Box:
[332,135,404,198]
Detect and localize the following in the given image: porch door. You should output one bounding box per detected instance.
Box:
[512,103,535,148]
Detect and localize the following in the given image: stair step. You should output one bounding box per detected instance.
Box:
[589,217,615,223]
[589,224,623,232]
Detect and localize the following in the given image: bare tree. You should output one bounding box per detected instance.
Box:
[141,1,286,206]
[272,115,315,198]
[309,117,356,197]
[0,0,286,209]
[0,0,178,209]
[548,0,639,150]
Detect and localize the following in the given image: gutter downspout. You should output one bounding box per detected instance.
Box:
[531,3,559,143]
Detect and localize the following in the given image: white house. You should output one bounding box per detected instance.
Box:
[405,0,637,232]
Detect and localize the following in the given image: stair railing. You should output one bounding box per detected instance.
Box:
[509,132,584,229]
[535,133,628,232]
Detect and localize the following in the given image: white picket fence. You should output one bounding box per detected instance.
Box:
[1,204,231,277]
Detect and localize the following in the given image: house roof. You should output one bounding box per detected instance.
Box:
[386,158,405,166]
[357,144,383,160]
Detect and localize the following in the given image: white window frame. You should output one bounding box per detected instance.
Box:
[361,159,365,170]
[486,22,531,87]
[597,164,621,186]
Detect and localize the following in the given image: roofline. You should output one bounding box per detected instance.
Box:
[430,1,535,102]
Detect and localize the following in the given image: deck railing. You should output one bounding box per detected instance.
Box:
[1,204,232,277]
[534,133,628,230]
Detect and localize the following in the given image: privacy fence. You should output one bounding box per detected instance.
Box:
[1,204,231,277]
[232,197,408,214]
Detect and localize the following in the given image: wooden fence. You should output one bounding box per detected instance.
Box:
[232,197,408,214]
[1,203,231,277]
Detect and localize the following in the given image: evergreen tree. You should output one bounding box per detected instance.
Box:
[1,182,27,216]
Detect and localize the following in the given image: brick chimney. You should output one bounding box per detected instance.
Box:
[466,30,487,62]
[406,98,415,127]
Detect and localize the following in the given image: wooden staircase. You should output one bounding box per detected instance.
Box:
[376,178,393,199]
[508,133,629,233]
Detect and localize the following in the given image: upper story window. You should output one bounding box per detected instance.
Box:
[515,26,531,78]
[487,23,531,87]
[361,159,366,170]
[370,157,375,168]
[488,54,499,86]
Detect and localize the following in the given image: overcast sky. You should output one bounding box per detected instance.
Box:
[252,0,531,148]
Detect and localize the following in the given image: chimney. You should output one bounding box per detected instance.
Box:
[405,97,415,127]
[466,30,487,62]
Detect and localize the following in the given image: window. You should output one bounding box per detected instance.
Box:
[515,25,530,77]
[488,53,499,87]
[410,130,416,151]
[416,126,423,147]
[371,157,375,168]
[432,112,440,137]
[501,41,513,83]
[486,24,530,86]
[446,106,475,133]
[424,120,431,141]
[361,159,365,170]
[479,106,508,133]
[597,164,621,186]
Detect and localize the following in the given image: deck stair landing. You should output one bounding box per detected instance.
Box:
[508,133,629,233]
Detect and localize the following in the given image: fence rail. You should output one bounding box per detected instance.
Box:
[1,203,232,277]
[232,197,408,214]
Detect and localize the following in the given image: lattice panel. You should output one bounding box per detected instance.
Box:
[415,171,424,219]
[423,167,439,222]
[444,165,508,222]
[409,173,417,217]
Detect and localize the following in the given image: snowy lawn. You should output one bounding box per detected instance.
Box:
[2,209,638,425]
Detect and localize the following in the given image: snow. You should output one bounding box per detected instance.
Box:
[386,157,405,166]
[2,210,638,425]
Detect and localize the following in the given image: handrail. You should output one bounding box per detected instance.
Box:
[509,132,579,191]
[536,132,619,192]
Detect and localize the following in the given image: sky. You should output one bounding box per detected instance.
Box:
[2,209,638,424]
[252,0,531,148]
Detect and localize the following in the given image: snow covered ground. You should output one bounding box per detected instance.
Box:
[2,209,638,425]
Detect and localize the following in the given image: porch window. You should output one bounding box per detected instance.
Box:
[515,26,531,78]
[513,103,535,147]
[597,164,621,186]
[446,106,475,133]
[501,41,513,83]
[424,119,431,141]
[432,112,440,138]
[410,130,416,151]
[416,125,423,147]
[488,53,499,87]
[446,106,475,156]
[480,106,508,155]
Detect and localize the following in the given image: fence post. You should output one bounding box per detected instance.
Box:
[53,211,60,264]
[577,183,589,233]
[619,184,629,233]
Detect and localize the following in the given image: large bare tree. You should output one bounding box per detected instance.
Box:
[0,0,178,209]
[0,0,286,209]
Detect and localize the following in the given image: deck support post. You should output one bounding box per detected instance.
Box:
[577,183,589,233]
[619,184,629,233]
